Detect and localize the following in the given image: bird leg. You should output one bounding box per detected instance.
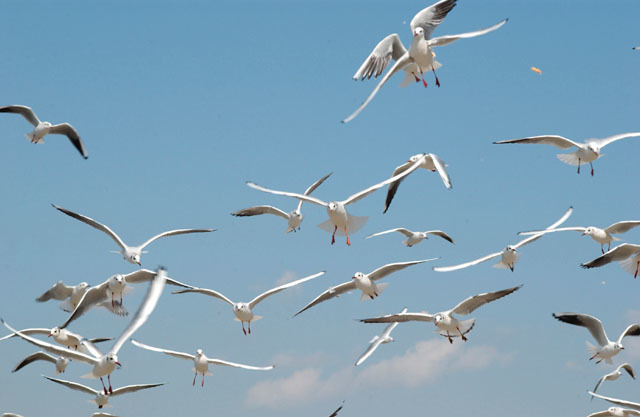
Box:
[108,374,113,394]
[590,162,594,176]
[242,322,247,336]
[345,227,351,246]
[331,225,337,245]
[446,332,453,344]
[432,65,440,87]
[635,261,639,279]
[248,321,251,334]
[100,377,108,395]
[457,327,468,342]
[420,68,428,88]
[577,159,581,174]
[413,73,420,83]
[193,371,197,386]
[111,292,115,307]
[201,373,205,387]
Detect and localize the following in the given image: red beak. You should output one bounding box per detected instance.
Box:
[48,334,52,338]
[137,262,141,266]
[115,361,122,367]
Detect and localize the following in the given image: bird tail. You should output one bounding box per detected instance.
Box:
[24,132,42,143]
[556,152,581,166]
[59,300,74,313]
[359,283,388,301]
[399,71,417,88]
[317,215,368,236]
[586,341,600,357]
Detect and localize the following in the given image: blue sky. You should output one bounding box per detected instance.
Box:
[0,0,639,416]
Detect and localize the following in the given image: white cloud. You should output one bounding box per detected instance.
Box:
[275,270,299,287]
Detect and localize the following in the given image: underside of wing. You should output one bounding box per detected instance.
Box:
[353,34,407,80]
[294,281,357,316]
[452,285,522,315]
[552,312,608,346]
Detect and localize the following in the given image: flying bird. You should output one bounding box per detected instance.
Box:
[0,105,88,159]
[36,281,90,312]
[366,227,454,247]
[0,327,111,351]
[328,401,345,417]
[587,407,640,417]
[434,207,572,272]
[52,204,215,265]
[581,244,640,278]
[493,132,640,176]
[232,173,332,233]
[355,307,407,366]
[343,0,507,123]
[552,312,640,364]
[173,271,325,334]
[360,285,522,343]
[1,267,167,394]
[295,260,434,316]
[130,340,273,387]
[43,375,163,409]
[12,352,70,374]
[589,391,640,412]
[592,363,635,396]
[519,221,640,253]
[383,153,452,213]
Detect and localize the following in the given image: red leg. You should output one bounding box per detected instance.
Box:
[345,227,350,246]
[413,73,419,82]
[458,327,467,342]
[111,292,114,307]
[201,373,205,387]
[193,371,197,386]
[421,68,428,88]
[577,159,581,174]
[108,374,113,394]
[242,322,247,335]
[590,162,594,176]
[248,321,251,334]
[331,225,337,245]
[634,261,639,279]
[100,377,108,394]
[432,65,440,87]
[601,246,605,254]
[446,332,452,344]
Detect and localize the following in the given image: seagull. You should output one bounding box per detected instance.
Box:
[12,352,70,374]
[493,132,640,176]
[434,206,572,272]
[173,271,325,334]
[52,204,215,265]
[552,312,640,364]
[92,414,119,417]
[587,407,640,417]
[581,244,640,278]
[295,260,434,316]
[36,281,90,312]
[0,327,111,351]
[1,267,167,394]
[43,375,163,409]
[246,163,422,245]
[366,227,454,247]
[2,414,24,417]
[58,269,191,329]
[232,173,332,233]
[593,363,635,396]
[329,401,345,417]
[383,153,452,213]
[130,340,274,387]
[355,307,407,366]
[589,391,640,412]
[0,105,88,159]
[343,0,507,123]
[519,221,640,253]
[360,285,522,344]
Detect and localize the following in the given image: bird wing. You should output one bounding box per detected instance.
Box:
[588,391,640,411]
[231,206,289,220]
[0,105,40,126]
[383,159,420,214]
[592,375,606,395]
[36,281,74,302]
[451,285,522,315]
[605,221,640,234]
[617,324,640,344]
[136,228,215,251]
[246,182,328,207]
[581,244,640,269]
[171,287,234,306]
[620,363,636,379]
[0,328,50,342]
[342,158,422,205]
[428,18,508,47]
[493,134,581,149]
[359,312,434,323]
[352,34,407,80]
[355,335,385,366]
[109,268,167,355]
[110,383,165,397]
[328,401,345,417]
[207,358,274,371]
[382,307,408,337]
[425,230,455,244]
[586,411,610,417]
[59,281,110,329]
[48,123,88,159]
[52,204,127,251]
[123,269,190,288]
[592,132,640,148]
[294,281,358,316]
[513,206,573,249]
[517,226,586,236]
[130,339,194,360]
[298,172,333,211]
[427,153,452,189]
[43,375,98,395]
[410,0,457,40]
[552,313,609,346]
[12,351,57,372]
[433,251,503,272]
[366,228,414,239]
[249,271,325,309]
[368,259,434,281]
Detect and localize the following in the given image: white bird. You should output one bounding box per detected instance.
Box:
[493,132,640,176]
[92,414,119,417]
[52,204,215,265]
[173,271,325,335]
[360,285,521,344]
[246,163,422,245]
[130,339,274,387]
[0,105,88,159]
[519,221,640,253]
[1,267,167,394]
[0,327,111,351]
[552,312,640,364]
[383,153,452,213]
[295,260,434,316]
[12,352,70,374]
[2,414,24,417]
[36,281,90,312]
[588,408,640,417]
[434,206,573,272]
[343,0,507,123]
[589,391,640,412]
[581,244,640,278]
[593,363,636,396]
[232,173,332,233]
[58,269,191,329]
[355,307,407,366]
[43,375,163,409]
[366,227,454,247]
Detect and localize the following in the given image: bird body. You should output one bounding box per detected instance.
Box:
[593,363,635,395]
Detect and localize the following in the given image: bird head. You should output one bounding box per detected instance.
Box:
[582,227,594,236]
[506,245,516,253]
[129,253,141,266]
[107,353,121,367]
[413,27,425,38]
[352,272,365,281]
[328,202,338,211]
[586,144,600,157]
[615,342,624,351]
[434,314,443,325]
[49,327,61,338]
[408,153,425,163]
[196,349,203,356]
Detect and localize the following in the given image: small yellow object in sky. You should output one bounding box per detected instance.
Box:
[531,66,542,74]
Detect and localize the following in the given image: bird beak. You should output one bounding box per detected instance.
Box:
[621,347,625,350]
[351,276,356,280]
[581,232,586,236]
[137,262,141,266]
[48,334,52,338]
[115,361,122,367]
